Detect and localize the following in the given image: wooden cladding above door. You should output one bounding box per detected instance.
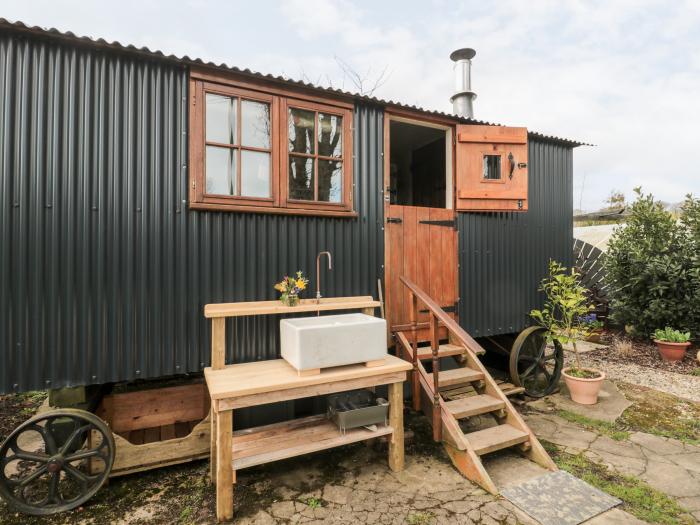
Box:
[455,125,529,212]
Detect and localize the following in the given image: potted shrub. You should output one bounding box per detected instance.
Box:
[531,261,605,405]
[582,313,605,343]
[652,327,691,362]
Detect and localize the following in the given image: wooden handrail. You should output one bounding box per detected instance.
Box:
[399,276,484,358]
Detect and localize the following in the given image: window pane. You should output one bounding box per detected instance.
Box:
[483,155,501,180]
[206,94,236,144]
[241,150,270,198]
[288,108,315,154]
[318,159,342,203]
[206,146,236,195]
[241,100,271,149]
[318,113,342,158]
[288,156,314,200]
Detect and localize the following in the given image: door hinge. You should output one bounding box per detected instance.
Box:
[386,217,402,224]
[418,219,456,229]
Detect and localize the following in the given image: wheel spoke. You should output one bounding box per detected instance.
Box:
[65,448,103,462]
[47,472,61,504]
[59,424,91,455]
[7,464,48,488]
[34,424,59,455]
[63,463,99,485]
[13,451,50,463]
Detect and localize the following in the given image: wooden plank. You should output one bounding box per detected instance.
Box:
[144,427,161,444]
[210,408,217,483]
[416,343,465,360]
[205,296,380,318]
[130,429,145,445]
[100,383,208,433]
[229,415,393,470]
[161,424,176,441]
[465,424,529,456]
[204,355,411,401]
[444,395,505,419]
[217,371,407,411]
[388,381,404,472]
[216,410,233,522]
[437,368,484,388]
[211,318,226,369]
[457,125,527,144]
[175,421,191,438]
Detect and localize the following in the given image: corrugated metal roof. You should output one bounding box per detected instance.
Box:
[0,17,590,147]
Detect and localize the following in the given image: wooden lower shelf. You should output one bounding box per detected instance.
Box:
[231,415,393,470]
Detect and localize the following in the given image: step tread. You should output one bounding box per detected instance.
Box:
[445,395,505,419]
[465,424,529,455]
[437,367,484,388]
[417,343,484,360]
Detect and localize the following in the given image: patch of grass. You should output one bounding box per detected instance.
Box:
[691,368,700,377]
[305,496,323,509]
[617,383,700,446]
[543,440,692,524]
[556,410,631,441]
[407,511,435,525]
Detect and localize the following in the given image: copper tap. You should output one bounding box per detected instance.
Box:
[316,251,332,305]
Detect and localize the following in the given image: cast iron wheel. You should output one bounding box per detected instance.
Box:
[0,409,114,516]
[509,326,563,398]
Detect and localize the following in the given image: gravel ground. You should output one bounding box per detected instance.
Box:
[566,352,700,402]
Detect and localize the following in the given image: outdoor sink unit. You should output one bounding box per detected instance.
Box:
[280,313,387,374]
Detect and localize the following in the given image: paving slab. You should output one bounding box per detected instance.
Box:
[529,379,632,423]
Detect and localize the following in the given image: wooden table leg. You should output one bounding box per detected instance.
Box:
[388,381,404,472]
[209,407,217,484]
[216,409,233,522]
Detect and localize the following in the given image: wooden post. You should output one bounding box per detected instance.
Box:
[215,408,233,522]
[409,292,420,412]
[209,407,217,483]
[211,318,226,370]
[429,314,442,442]
[388,381,404,472]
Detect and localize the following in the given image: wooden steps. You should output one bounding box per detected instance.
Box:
[416,343,484,360]
[445,395,504,419]
[437,368,484,388]
[442,379,524,401]
[466,424,529,455]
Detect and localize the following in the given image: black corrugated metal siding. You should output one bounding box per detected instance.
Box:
[0,31,384,394]
[458,138,574,337]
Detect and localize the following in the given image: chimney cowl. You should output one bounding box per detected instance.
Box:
[450,48,477,119]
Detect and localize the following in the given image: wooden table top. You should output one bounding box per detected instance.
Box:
[204,355,411,401]
[204,296,380,318]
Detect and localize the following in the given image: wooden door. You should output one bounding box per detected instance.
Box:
[385,205,458,341]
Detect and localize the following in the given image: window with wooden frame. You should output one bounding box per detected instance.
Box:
[190,74,354,216]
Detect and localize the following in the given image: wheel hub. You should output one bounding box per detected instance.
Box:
[47,457,64,473]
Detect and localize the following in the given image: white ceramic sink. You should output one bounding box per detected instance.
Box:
[280,313,387,372]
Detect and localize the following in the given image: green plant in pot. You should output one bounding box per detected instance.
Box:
[652,327,691,362]
[530,260,604,405]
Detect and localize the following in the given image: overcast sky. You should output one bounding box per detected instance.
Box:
[2,0,699,211]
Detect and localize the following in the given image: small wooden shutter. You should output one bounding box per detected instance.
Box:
[455,125,528,212]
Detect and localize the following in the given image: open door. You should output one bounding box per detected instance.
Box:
[455,125,528,212]
[384,117,458,341]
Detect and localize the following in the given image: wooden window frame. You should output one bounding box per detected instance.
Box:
[189,72,355,217]
[479,150,507,185]
[282,98,353,212]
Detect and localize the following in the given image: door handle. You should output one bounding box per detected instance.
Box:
[386,217,402,224]
[508,152,515,179]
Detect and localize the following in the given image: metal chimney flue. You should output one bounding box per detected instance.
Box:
[450,48,477,119]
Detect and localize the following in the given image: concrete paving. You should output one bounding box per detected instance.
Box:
[525,412,700,522]
[529,380,632,423]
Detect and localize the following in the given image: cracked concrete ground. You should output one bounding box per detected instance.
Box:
[525,412,700,522]
[234,443,540,525]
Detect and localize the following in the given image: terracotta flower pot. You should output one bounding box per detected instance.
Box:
[654,340,690,362]
[562,367,605,405]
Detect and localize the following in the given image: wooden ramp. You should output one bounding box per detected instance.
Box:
[394,276,556,494]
